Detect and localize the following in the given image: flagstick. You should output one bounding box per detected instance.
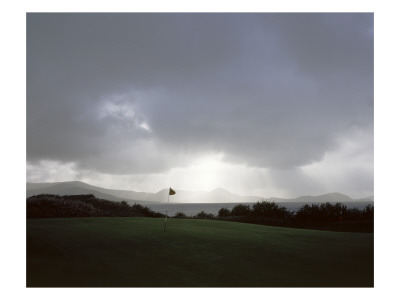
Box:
[164,187,170,232]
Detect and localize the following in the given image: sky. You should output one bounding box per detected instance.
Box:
[26,13,374,198]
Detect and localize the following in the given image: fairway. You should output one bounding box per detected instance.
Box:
[27,217,373,287]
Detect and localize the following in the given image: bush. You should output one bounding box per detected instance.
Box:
[294,202,372,223]
[195,211,214,219]
[231,204,251,216]
[252,200,291,219]
[363,204,374,220]
[218,208,231,217]
[295,204,323,223]
[174,212,187,218]
[26,194,164,218]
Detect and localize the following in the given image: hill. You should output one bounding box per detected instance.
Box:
[27,181,371,204]
[27,217,373,287]
[27,181,155,204]
[270,192,372,203]
[26,181,262,203]
[149,187,262,203]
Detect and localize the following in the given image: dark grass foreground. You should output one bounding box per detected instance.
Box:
[27,217,373,287]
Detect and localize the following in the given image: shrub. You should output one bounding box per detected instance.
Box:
[231,204,251,216]
[174,212,187,218]
[195,211,214,219]
[218,207,231,217]
[363,204,374,220]
[26,194,164,218]
[295,204,321,222]
[252,200,291,219]
[294,202,373,223]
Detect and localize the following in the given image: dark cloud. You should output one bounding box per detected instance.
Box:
[27,13,373,190]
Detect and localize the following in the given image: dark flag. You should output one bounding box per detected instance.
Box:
[164,187,176,232]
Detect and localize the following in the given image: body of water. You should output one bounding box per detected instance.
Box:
[146,201,373,217]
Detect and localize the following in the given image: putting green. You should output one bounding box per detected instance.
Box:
[27,217,373,287]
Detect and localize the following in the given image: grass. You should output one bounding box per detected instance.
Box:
[26,217,373,287]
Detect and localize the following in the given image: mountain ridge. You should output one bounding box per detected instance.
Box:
[26,181,373,204]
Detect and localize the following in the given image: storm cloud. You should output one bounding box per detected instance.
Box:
[26,13,373,198]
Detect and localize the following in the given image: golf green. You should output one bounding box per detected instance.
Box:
[27,217,373,287]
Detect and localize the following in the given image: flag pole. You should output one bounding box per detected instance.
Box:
[164,187,170,232]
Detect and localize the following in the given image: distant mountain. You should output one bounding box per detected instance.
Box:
[270,192,372,203]
[147,189,208,203]
[294,192,352,203]
[26,181,155,204]
[26,181,373,204]
[150,187,262,203]
[26,181,263,203]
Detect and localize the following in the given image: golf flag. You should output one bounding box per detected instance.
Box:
[164,187,175,232]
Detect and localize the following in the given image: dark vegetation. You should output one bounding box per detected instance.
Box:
[27,194,373,232]
[26,194,163,218]
[214,201,373,232]
[195,211,215,219]
[174,211,187,218]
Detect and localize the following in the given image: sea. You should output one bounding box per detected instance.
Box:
[146,201,373,217]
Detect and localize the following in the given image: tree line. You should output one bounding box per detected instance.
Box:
[175,201,373,232]
[27,194,373,232]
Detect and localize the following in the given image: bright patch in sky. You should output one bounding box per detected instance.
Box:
[166,153,270,195]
